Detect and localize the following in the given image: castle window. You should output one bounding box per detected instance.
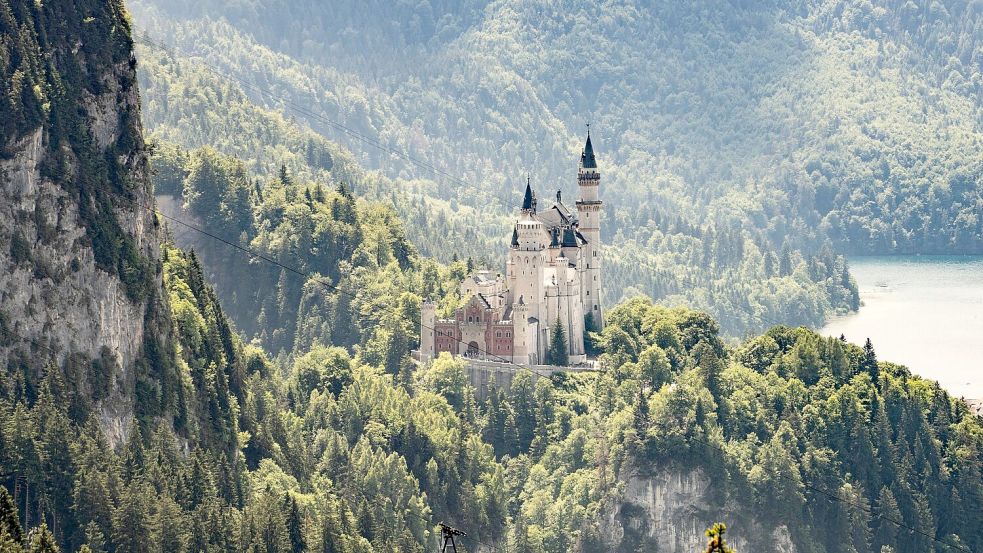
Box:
[587,290,590,296]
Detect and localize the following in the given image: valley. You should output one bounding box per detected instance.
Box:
[0,1,981,553]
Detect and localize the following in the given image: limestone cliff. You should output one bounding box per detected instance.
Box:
[601,465,797,552]
[1,0,165,445]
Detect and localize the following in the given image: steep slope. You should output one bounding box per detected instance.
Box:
[128,0,983,257]
[129,5,863,337]
[2,3,980,553]
[0,0,166,442]
[126,0,983,335]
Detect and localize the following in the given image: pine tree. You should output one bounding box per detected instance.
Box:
[285,495,305,553]
[779,243,793,276]
[860,338,879,382]
[154,496,187,553]
[383,323,408,376]
[547,318,568,366]
[482,385,509,457]
[874,486,901,551]
[112,481,155,553]
[25,523,58,553]
[703,522,734,553]
[509,372,537,454]
[693,341,724,402]
[0,487,23,545]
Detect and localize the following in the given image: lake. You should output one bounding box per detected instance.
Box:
[820,256,983,399]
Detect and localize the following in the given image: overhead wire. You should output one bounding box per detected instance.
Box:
[1,25,971,553]
[135,24,983,550]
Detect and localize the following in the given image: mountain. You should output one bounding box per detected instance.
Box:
[1,2,982,553]
[1,0,165,443]
[129,1,938,338]
[128,0,983,256]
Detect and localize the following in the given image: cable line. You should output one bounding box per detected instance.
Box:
[1,28,970,553]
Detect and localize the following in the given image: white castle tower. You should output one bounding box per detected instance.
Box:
[575,128,604,331]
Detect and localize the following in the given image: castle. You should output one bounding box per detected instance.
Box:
[420,131,604,366]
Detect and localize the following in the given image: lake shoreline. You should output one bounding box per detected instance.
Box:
[820,255,983,399]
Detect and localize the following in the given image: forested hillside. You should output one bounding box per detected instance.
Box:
[150,142,474,359]
[4,263,982,551]
[129,0,983,256]
[2,1,982,553]
[128,2,882,337]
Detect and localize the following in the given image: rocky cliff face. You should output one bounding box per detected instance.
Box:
[1,0,163,445]
[601,466,797,552]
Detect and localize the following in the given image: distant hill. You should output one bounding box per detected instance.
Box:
[136,1,983,334]
[130,0,983,255]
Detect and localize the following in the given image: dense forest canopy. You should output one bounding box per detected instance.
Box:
[133,5,904,337]
[2,1,982,553]
[126,0,983,336]
[3,249,982,552]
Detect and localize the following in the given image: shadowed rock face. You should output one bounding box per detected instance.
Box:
[601,467,797,552]
[0,1,162,446]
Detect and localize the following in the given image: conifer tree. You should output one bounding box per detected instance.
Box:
[779,243,793,276]
[547,319,568,366]
[874,486,901,551]
[0,488,23,545]
[703,522,733,553]
[509,372,537,454]
[860,338,879,382]
[285,495,305,553]
[25,523,58,553]
[112,481,154,553]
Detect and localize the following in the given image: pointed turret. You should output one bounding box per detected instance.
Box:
[581,129,597,169]
[521,176,537,212]
[576,126,603,332]
[511,226,519,247]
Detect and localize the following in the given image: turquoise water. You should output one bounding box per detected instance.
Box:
[820,256,983,399]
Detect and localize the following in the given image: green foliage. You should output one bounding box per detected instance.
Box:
[704,522,734,553]
[2,0,154,303]
[4,4,983,552]
[545,318,569,366]
[291,345,353,403]
[149,142,453,358]
[127,4,872,336]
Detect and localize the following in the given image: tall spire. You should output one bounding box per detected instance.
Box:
[581,125,597,169]
[521,176,537,212]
